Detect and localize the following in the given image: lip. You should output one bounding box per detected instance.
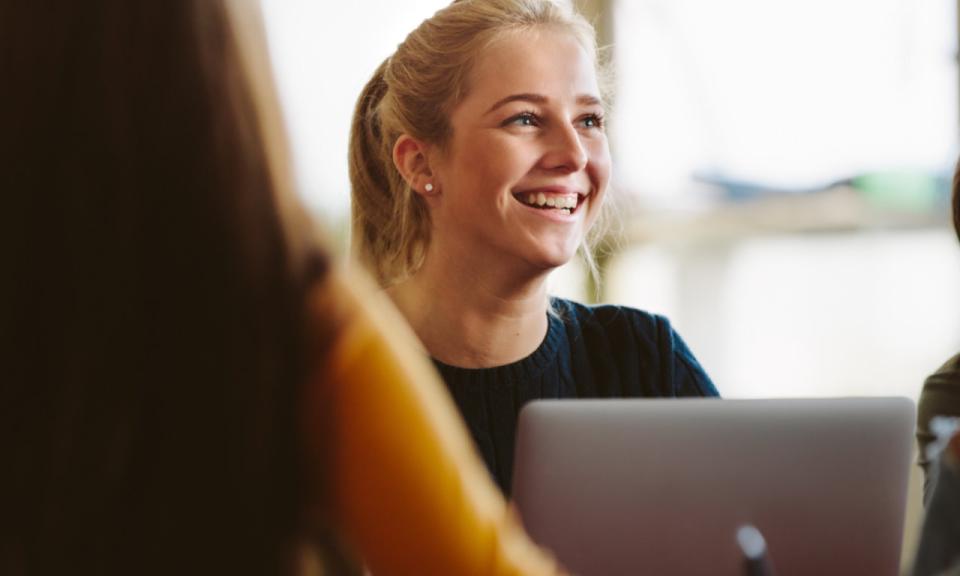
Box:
[514,185,588,197]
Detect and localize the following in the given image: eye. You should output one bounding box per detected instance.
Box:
[580,113,604,130]
[504,111,540,128]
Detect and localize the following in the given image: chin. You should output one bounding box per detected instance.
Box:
[524,244,581,272]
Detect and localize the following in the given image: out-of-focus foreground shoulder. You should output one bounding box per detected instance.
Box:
[302,267,566,576]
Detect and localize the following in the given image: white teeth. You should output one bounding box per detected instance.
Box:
[517,193,581,211]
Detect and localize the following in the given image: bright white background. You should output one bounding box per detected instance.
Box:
[611,0,957,196]
[260,0,451,223]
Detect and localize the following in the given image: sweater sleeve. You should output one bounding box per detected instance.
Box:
[303,269,565,576]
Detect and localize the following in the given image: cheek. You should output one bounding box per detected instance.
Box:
[586,139,612,192]
[583,141,611,229]
[583,198,604,234]
[477,142,527,187]
[446,137,508,189]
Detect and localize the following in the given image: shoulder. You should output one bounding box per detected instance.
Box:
[552,297,718,397]
[921,353,960,398]
[551,297,672,345]
[928,353,960,381]
[920,352,960,413]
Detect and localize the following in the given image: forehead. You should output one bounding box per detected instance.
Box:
[458,28,601,113]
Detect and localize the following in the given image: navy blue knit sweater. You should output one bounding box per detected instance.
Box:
[434,298,720,495]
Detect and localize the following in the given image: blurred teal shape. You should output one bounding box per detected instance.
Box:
[851,170,949,213]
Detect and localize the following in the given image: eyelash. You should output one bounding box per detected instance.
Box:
[582,113,605,129]
[505,111,541,127]
[503,110,605,130]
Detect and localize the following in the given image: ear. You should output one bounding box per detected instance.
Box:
[393,134,438,197]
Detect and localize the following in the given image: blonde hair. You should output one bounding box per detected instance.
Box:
[349,0,606,286]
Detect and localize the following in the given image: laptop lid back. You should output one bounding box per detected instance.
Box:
[512,398,915,576]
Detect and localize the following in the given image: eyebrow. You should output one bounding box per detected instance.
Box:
[486,93,604,114]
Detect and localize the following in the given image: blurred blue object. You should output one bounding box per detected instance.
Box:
[692,169,843,201]
[694,168,951,212]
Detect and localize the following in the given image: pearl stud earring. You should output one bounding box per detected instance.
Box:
[425,183,434,192]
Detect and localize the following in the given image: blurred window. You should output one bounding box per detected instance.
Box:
[611,0,958,200]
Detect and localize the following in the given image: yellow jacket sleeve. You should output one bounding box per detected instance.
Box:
[303,269,565,576]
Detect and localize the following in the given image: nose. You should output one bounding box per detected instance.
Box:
[542,122,588,173]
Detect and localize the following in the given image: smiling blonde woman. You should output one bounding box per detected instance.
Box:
[351,0,720,494]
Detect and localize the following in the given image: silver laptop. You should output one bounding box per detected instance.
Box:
[512,398,915,576]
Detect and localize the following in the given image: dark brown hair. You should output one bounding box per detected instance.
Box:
[0,1,324,573]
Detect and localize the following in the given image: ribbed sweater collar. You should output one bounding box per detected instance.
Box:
[432,309,565,388]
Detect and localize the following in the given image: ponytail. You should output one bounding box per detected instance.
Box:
[349,59,431,285]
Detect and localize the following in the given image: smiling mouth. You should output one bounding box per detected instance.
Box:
[514,191,586,216]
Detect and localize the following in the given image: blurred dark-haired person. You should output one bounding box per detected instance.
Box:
[916,163,960,504]
[0,1,565,574]
[911,428,960,576]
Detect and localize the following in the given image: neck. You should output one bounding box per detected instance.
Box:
[388,249,551,369]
